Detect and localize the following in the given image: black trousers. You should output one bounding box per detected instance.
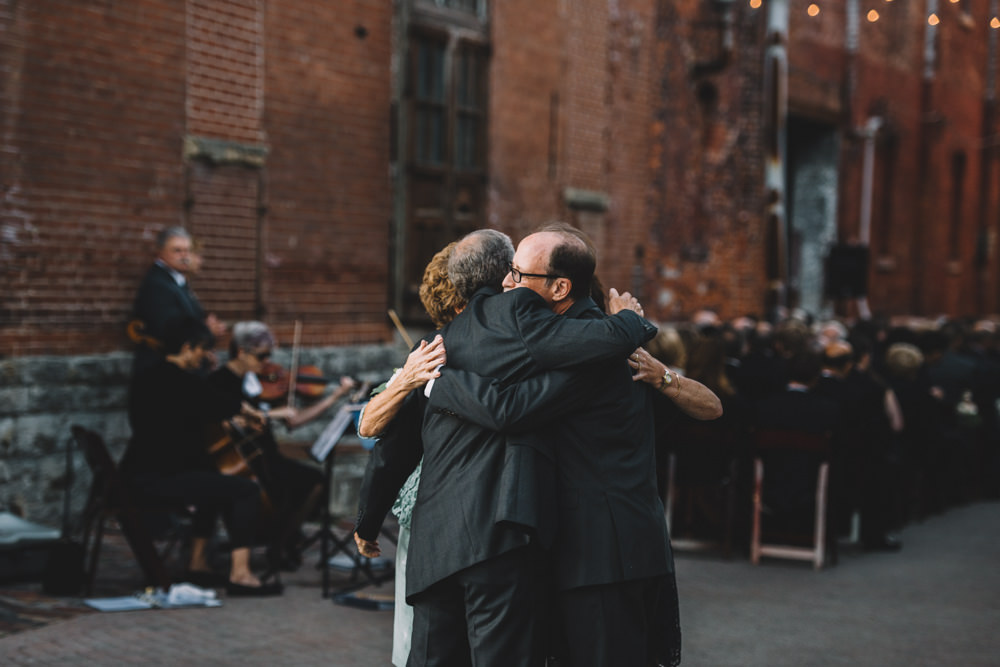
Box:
[257,451,324,548]
[407,545,546,667]
[129,470,261,549]
[553,574,681,667]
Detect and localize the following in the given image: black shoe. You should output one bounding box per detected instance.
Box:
[183,570,229,588]
[864,535,902,552]
[225,580,284,597]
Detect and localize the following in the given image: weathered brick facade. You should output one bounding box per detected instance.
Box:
[3,0,1000,522]
[1,0,394,356]
[5,1,999,357]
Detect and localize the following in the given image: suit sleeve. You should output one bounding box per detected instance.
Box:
[510,290,656,369]
[134,269,204,340]
[354,390,424,541]
[427,366,596,434]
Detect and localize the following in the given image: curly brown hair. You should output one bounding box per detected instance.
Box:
[419,241,466,328]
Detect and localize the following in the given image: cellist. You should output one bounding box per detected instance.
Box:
[119,316,282,596]
[207,321,357,569]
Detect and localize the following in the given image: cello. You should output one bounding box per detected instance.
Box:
[205,413,279,513]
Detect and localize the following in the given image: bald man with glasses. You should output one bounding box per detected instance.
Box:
[422,226,722,667]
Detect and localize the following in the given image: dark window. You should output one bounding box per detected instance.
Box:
[415,40,447,166]
[400,30,489,321]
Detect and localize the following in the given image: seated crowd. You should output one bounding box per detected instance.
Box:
[651,309,1000,555]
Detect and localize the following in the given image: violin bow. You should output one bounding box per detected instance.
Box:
[387,309,414,349]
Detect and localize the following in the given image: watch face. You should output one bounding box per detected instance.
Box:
[663,371,673,385]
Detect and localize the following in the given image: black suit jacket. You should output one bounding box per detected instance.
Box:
[427,297,673,591]
[131,263,205,373]
[371,287,655,601]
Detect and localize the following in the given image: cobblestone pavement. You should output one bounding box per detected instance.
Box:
[1,502,997,666]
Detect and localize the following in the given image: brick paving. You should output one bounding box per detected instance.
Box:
[1,502,998,665]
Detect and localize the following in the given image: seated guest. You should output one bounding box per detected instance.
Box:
[753,348,841,528]
[119,316,281,596]
[207,321,357,568]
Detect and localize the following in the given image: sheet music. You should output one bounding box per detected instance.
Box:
[310,403,365,462]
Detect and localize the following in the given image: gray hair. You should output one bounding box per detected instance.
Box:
[156,226,191,249]
[230,321,276,352]
[447,229,515,300]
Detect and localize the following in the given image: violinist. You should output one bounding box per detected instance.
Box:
[119,316,282,596]
[207,321,357,569]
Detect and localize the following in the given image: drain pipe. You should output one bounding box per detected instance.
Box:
[763,0,790,320]
[855,116,882,320]
[858,116,883,246]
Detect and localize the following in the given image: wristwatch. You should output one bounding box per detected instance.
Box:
[659,369,674,391]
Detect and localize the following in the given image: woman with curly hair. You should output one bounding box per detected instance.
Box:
[354,242,465,667]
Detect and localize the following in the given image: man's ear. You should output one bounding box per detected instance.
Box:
[552,277,573,301]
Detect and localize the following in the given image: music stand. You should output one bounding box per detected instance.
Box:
[304,403,394,598]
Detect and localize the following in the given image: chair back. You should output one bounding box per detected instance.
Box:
[753,428,831,455]
[71,425,124,509]
[70,425,173,590]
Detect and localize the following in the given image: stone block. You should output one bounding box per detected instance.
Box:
[23,358,70,385]
[0,387,30,415]
[0,361,19,386]
[68,353,132,385]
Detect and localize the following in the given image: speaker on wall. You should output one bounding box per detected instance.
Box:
[825,244,869,299]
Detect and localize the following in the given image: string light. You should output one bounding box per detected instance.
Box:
[744,1,995,30]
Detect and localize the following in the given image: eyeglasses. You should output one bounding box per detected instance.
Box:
[509,263,562,283]
[250,349,272,362]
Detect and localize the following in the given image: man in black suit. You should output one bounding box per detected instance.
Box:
[355,229,656,666]
[422,226,722,667]
[130,226,224,374]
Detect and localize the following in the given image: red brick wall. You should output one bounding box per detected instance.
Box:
[262,0,393,347]
[488,0,565,236]
[0,0,393,355]
[4,1,999,360]
[787,0,1000,318]
[1,1,188,356]
[644,0,768,320]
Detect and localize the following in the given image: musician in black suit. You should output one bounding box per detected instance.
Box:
[130,226,225,374]
[421,225,723,667]
[355,229,656,666]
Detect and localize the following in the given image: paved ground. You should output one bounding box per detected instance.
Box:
[1,501,998,666]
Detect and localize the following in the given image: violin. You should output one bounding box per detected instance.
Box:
[126,319,162,350]
[257,361,347,403]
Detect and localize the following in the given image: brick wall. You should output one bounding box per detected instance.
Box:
[0,0,394,356]
[5,1,1000,358]
[644,0,768,321]
[2,0,188,356]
